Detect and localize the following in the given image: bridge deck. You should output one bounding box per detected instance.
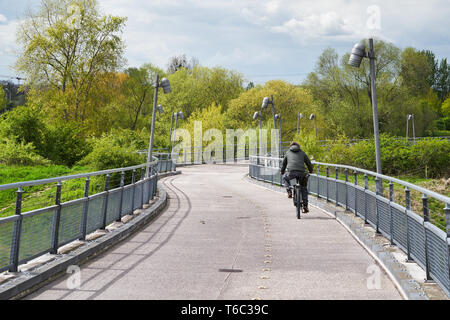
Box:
[26,165,401,300]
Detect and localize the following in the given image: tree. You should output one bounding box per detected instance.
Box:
[436,58,450,101]
[121,64,165,130]
[0,86,6,111]
[15,0,127,122]
[167,54,198,74]
[400,47,433,96]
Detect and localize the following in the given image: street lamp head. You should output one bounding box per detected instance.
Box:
[253,111,259,120]
[408,114,413,120]
[178,111,184,119]
[275,114,280,120]
[160,77,171,94]
[309,114,315,120]
[262,97,269,109]
[348,42,366,68]
[299,113,303,119]
[157,105,164,114]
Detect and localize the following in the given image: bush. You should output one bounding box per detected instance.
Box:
[411,138,450,178]
[41,122,91,167]
[79,129,145,170]
[0,137,50,166]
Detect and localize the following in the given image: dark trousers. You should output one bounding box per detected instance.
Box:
[283,171,309,205]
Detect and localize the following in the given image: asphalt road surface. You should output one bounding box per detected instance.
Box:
[26,164,401,300]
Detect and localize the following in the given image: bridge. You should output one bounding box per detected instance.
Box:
[0,155,449,300]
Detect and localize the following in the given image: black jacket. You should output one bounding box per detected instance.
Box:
[280,145,313,175]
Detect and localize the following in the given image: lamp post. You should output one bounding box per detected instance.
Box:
[348,38,382,174]
[171,111,184,153]
[297,112,303,135]
[253,111,262,162]
[262,95,276,130]
[406,114,415,143]
[146,75,171,178]
[309,113,317,138]
[275,113,282,157]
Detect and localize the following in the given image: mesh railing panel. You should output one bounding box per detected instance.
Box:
[328,180,337,203]
[309,175,318,195]
[377,199,391,236]
[106,189,121,225]
[319,177,327,198]
[0,218,17,271]
[122,186,133,216]
[337,181,346,207]
[133,183,143,210]
[356,188,365,218]
[425,226,450,295]
[391,205,408,251]
[348,184,356,212]
[19,208,54,263]
[366,192,377,226]
[86,194,105,234]
[58,201,84,246]
[143,180,150,204]
[408,213,427,270]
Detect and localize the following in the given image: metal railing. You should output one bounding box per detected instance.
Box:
[249,155,450,297]
[0,157,176,274]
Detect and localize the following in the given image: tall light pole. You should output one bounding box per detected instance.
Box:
[171,111,184,152]
[406,114,415,143]
[275,113,282,157]
[253,111,262,162]
[349,38,382,174]
[309,113,317,138]
[297,112,303,135]
[146,75,171,178]
[262,95,276,130]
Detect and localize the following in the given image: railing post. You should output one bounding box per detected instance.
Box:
[375,177,381,234]
[389,181,394,245]
[50,182,62,254]
[354,171,358,217]
[117,171,125,222]
[9,188,24,272]
[345,168,349,211]
[364,174,369,224]
[405,187,412,261]
[326,166,329,202]
[131,169,136,214]
[101,174,111,230]
[140,169,145,208]
[445,203,450,291]
[422,194,433,281]
[316,165,320,198]
[335,167,339,206]
[79,177,90,241]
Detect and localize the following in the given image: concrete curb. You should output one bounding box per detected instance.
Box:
[244,174,430,300]
[0,170,181,300]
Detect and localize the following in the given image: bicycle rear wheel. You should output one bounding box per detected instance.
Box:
[295,186,301,219]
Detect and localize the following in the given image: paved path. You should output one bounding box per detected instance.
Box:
[26,165,401,300]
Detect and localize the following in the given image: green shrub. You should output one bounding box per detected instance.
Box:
[79,129,145,170]
[411,138,450,178]
[0,137,50,166]
[41,122,91,167]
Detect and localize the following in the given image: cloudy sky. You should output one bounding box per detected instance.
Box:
[0,0,449,85]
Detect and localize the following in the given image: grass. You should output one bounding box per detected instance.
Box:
[0,165,146,219]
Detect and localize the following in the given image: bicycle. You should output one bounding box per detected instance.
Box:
[291,174,309,219]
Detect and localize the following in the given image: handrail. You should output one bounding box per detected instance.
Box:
[0,159,159,191]
[249,155,450,205]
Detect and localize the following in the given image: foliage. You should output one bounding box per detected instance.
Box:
[79,129,145,170]
[0,86,6,111]
[41,121,91,167]
[0,137,50,166]
[15,0,127,123]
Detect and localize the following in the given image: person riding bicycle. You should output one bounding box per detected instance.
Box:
[280,142,313,213]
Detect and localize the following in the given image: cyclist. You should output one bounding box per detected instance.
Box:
[280,142,313,213]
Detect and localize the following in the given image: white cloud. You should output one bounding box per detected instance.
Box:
[0,14,7,23]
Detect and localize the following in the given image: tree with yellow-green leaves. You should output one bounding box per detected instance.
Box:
[15,0,127,123]
[0,86,7,111]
